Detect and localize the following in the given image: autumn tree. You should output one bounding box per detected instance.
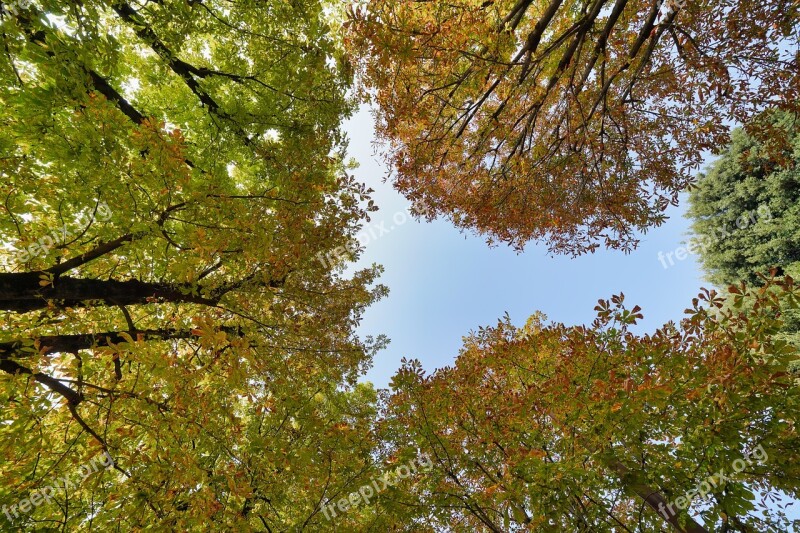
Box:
[345,0,800,254]
[687,110,800,355]
[381,281,800,532]
[0,0,389,529]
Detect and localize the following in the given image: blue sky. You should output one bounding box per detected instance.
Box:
[343,107,710,388]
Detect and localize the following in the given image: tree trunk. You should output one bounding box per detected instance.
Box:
[0,327,245,358]
[0,273,216,313]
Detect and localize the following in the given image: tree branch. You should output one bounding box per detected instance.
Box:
[111,1,254,146]
[0,326,246,358]
[0,273,219,313]
[0,357,83,405]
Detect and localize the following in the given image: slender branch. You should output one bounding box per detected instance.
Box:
[0,357,83,405]
[66,403,131,477]
[47,233,141,276]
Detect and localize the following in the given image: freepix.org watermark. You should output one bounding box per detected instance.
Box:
[657,0,686,21]
[0,0,32,16]
[14,202,113,263]
[315,206,412,268]
[658,205,771,269]
[2,451,114,522]
[658,444,768,521]
[320,453,433,520]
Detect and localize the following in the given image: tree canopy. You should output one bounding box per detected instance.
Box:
[383,281,800,532]
[0,1,798,532]
[0,0,389,529]
[687,110,800,355]
[687,111,800,289]
[346,0,800,254]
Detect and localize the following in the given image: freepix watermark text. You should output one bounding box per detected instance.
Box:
[320,453,433,520]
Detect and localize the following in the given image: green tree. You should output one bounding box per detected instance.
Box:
[0,1,388,529]
[687,110,800,352]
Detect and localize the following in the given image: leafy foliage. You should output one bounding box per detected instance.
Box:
[688,111,800,288]
[383,281,800,531]
[346,0,800,254]
[688,110,800,354]
[1,1,799,532]
[0,0,389,529]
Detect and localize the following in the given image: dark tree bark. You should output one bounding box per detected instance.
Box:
[0,273,218,313]
[0,327,245,358]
